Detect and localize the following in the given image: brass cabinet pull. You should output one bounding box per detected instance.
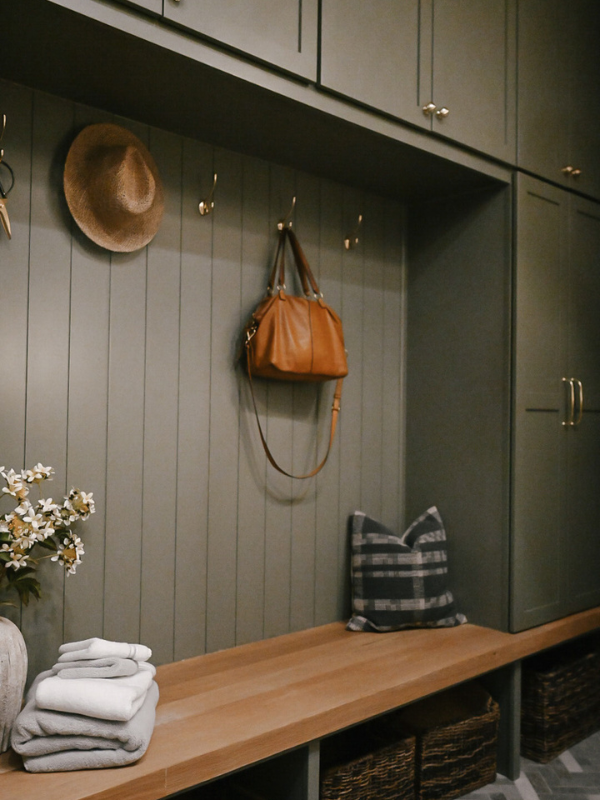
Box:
[572,378,584,426]
[435,107,450,119]
[562,377,575,426]
[422,103,437,116]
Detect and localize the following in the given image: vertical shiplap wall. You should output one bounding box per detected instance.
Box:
[0,79,406,679]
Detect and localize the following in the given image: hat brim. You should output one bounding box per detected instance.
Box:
[64,123,165,253]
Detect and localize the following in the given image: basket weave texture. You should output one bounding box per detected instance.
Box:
[320,733,416,800]
[383,683,499,800]
[521,635,600,763]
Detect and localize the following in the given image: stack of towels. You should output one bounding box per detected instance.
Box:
[11,637,159,772]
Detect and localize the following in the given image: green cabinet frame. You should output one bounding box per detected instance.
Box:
[320,0,517,163]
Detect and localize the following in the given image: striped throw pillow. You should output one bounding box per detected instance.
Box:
[347,507,467,632]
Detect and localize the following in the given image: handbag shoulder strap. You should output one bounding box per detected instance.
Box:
[245,355,343,479]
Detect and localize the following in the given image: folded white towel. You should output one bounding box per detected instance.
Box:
[52,657,140,680]
[35,664,155,721]
[12,671,159,772]
[58,637,152,663]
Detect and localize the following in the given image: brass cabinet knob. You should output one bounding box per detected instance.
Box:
[571,168,582,177]
[435,107,450,119]
[562,165,574,175]
[422,103,437,116]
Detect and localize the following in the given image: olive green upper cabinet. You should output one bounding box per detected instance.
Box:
[427,0,516,162]
[319,0,516,162]
[319,1,425,128]
[517,0,600,200]
[163,0,318,80]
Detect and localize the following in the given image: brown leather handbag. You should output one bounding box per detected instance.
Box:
[242,226,348,479]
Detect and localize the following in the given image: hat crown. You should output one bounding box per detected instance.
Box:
[98,145,156,217]
[64,123,165,252]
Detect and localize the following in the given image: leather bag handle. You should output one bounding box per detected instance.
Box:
[245,352,343,479]
[286,227,322,297]
[267,228,321,298]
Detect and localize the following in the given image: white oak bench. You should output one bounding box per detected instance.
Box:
[2,606,600,800]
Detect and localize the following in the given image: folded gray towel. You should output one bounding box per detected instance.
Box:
[11,670,159,772]
[52,657,140,679]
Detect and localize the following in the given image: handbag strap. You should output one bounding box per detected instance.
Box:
[286,227,322,297]
[267,228,321,299]
[245,353,343,479]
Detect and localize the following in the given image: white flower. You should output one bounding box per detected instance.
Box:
[51,533,85,575]
[23,506,45,531]
[1,469,28,500]
[23,463,55,484]
[14,500,33,517]
[38,497,58,514]
[68,489,96,520]
[1,543,29,570]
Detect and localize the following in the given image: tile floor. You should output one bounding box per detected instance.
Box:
[461,731,600,800]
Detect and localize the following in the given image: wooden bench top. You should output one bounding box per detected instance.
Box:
[2,606,600,800]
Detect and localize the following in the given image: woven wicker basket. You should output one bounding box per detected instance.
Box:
[521,635,600,763]
[320,729,416,800]
[383,683,499,800]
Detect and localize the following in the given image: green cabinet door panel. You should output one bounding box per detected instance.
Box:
[429,0,516,162]
[567,1,600,201]
[516,0,569,187]
[320,0,516,162]
[568,198,600,412]
[512,175,600,631]
[512,176,568,631]
[319,0,427,128]
[518,0,600,200]
[163,0,318,80]
[564,197,600,614]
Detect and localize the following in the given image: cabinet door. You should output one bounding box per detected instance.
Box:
[429,0,516,162]
[517,0,569,187]
[567,1,600,200]
[511,175,569,631]
[564,196,600,613]
[163,0,318,80]
[319,0,427,128]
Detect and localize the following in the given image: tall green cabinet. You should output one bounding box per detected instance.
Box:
[405,175,600,633]
[512,174,600,630]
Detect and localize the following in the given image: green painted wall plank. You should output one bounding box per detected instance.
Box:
[173,137,213,660]
[139,127,182,663]
[236,155,270,646]
[63,102,112,645]
[21,92,73,680]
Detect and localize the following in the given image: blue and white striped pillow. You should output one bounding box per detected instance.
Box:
[347,507,467,632]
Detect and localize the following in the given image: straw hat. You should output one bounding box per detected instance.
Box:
[64,123,164,252]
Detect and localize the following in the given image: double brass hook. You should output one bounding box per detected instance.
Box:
[198,173,217,216]
[344,214,363,250]
[277,196,296,230]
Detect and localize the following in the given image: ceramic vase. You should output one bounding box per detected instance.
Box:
[0,616,27,753]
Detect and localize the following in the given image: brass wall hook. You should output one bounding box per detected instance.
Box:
[277,196,296,230]
[198,173,217,216]
[344,214,363,250]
